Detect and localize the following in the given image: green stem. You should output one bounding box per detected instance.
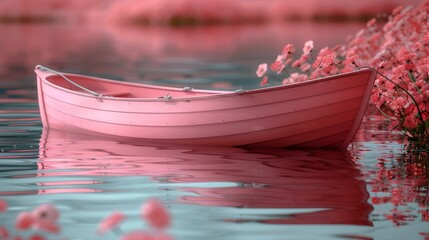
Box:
[407,71,422,94]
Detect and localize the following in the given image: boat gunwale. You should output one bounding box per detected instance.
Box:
[41,80,367,114]
[37,68,374,103]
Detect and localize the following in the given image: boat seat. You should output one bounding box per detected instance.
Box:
[102,91,131,97]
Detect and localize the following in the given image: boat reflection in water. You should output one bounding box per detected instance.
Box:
[38,128,373,226]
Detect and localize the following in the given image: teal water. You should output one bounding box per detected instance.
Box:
[0,22,428,240]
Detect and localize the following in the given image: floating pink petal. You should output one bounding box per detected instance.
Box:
[15,211,35,230]
[97,211,125,235]
[120,230,154,240]
[140,199,171,230]
[32,203,60,222]
[0,199,7,212]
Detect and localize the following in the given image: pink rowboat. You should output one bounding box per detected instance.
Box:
[35,65,376,148]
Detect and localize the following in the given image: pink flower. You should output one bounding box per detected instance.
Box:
[31,203,60,233]
[281,43,295,56]
[15,203,61,233]
[32,204,59,222]
[120,230,153,240]
[15,211,35,230]
[269,55,285,73]
[0,199,7,212]
[256,63,267,77]
[292,54,308,68]
[302,40,314,55]
[423,32,429,45]
[312,47,333,69]
[397,47,416,63]
[140,199,171,230]
[392,5,405,15]
[282,78,294,85]
[390,97,406,111]
[300,62,311,72]
[403,114,418,129]
[97,211,125,235]
[269,61,283,73]
[366,18,376,28]
[370,92,379,104]
[343,52,358,71]
[411,42,422,52]
[282,73,308,84]
[260,76,268,87]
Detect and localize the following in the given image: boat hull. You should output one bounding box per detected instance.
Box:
[35,66,376,148]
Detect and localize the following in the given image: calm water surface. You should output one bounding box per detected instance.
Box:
[0,22,428,240]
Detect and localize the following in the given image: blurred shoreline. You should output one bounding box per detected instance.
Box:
[0,0,421,26]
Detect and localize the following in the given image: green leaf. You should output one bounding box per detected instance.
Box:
[407,71,421,94]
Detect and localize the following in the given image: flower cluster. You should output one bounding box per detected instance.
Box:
[256,0,429,142]
[357,3,429,141]
[0,198,173,240]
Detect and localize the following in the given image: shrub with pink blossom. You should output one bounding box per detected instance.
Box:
[257,0,429,147]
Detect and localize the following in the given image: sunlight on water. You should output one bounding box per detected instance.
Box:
[0,22,428,240]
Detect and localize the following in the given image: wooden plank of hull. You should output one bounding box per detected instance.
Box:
[41,85,366,127]
[43,102,358,147]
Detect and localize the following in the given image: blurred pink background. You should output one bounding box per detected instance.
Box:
[0,0,422,25]
[0,0,421,90]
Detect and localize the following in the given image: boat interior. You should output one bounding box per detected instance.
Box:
[46,74,229,99]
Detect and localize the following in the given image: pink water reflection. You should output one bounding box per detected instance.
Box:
[38,128,373,225]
